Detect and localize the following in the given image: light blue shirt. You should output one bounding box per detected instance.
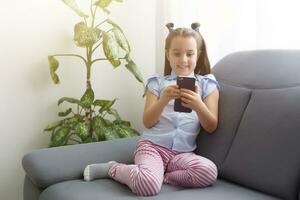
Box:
[142,71,219,152]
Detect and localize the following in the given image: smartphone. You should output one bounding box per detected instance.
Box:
[174,76,196,113]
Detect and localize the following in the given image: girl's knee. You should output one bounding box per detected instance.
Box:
[189,158,218,187]
[131,167,162,196]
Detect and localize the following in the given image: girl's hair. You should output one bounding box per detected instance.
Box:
[164,22,211,76]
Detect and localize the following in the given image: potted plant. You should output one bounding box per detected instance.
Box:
[44,0,144,147]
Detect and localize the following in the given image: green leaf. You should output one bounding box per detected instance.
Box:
[92,116,105,127]
[48,56,59,72]
[102,32,121,67]
[50,73,60,84]
[93,99,109,107]
[104,127,120,140]
[113,0,123,2]
[114,125,131,138]
[49,127,70,147]
[58,97,80,106]
[65,115,81,126]
[92,117,119,141]
[121,125,140,136]
[103,118,113,126]
[125,55,144,84]
[58,108,72,117]
[82,137,97,143]
[94,0,112,8]
[94,0,112,14]
[74,22,101,47]
[107,20,130,53]
[113,119,130,127]
[100,99,117,113]
[62,0,89,18]
[44,120,62,131]
[92,117,107,140]
[80,87,95,108]
[93,98,117,113]
[74,122,89,140]
[48,56,60,84]
[107,108,121,120]
[91,116,105,140]
[112,27,130,53]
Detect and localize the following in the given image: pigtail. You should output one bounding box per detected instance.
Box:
[196,39,211,75]
[191,22,200,32]
[166,22,174,32]
[191,22,211,75]
[164,22,174,75]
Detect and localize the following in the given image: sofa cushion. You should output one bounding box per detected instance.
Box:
[22,137,139,188]
[39,179,281,200]
[195,83,251,167]
[39,179,183,200]
[220,87,300,200]
[211,50,300,89]
[196,50,300,168]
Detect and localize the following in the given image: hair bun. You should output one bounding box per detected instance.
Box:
[191,22,200,32]
[166,22,174,32]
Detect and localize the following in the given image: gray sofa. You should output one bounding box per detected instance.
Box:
[22,50,300,200]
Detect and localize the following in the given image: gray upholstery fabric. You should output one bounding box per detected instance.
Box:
[23,176,42,200]
[220,88,300,200]
[22,137,139,188]
[209,50,300,200]
[195,83,251,167]
[212,50,300,89]
[39,179,281,200]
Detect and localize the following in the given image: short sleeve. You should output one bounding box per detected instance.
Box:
[144,74,163,97]
[201,74,219,99]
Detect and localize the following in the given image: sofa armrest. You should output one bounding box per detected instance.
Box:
[22,137,139,189]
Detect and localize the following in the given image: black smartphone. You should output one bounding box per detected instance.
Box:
[174,76,196,113]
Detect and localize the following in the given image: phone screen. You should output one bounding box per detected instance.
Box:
[174,77,195,113]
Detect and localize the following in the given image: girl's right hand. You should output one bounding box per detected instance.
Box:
[159,85,180,105]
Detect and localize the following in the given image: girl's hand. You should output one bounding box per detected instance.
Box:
[160,85,180,105]
[180,84,203,111]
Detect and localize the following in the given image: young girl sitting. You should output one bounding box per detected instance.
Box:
[83,22,220,197]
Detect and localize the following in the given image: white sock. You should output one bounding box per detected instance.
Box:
[83,161,117,181]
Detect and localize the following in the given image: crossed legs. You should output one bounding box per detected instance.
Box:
[107,140,218,196]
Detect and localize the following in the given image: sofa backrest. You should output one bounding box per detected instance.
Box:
[196,50,300,200]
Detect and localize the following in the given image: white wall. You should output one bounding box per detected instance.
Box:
[0,0,156,199]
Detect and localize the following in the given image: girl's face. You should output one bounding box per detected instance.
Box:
[166,36,198,76]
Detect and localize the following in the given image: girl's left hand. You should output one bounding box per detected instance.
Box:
[180,84,203,111]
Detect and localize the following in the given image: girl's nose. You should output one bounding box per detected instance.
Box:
[181,55,188,63]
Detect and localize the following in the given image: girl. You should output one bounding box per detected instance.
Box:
[83,22,219,196]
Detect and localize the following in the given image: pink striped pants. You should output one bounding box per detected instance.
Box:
[108,139,218,196]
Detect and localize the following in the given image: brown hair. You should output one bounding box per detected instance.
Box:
[164,22,211,76]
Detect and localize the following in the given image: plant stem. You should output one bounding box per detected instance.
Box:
[95,19,107,28]
[85,45,93,136]
[86,47,92,84]
[91,2,97,28]
[91,56,126,65]
[107,28,113,33]
[91,41,103,54]
[52,54,88,65]
[91,58,107,64]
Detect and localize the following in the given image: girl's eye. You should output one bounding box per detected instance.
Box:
[173,53,181,57]
[187,53,194,57]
